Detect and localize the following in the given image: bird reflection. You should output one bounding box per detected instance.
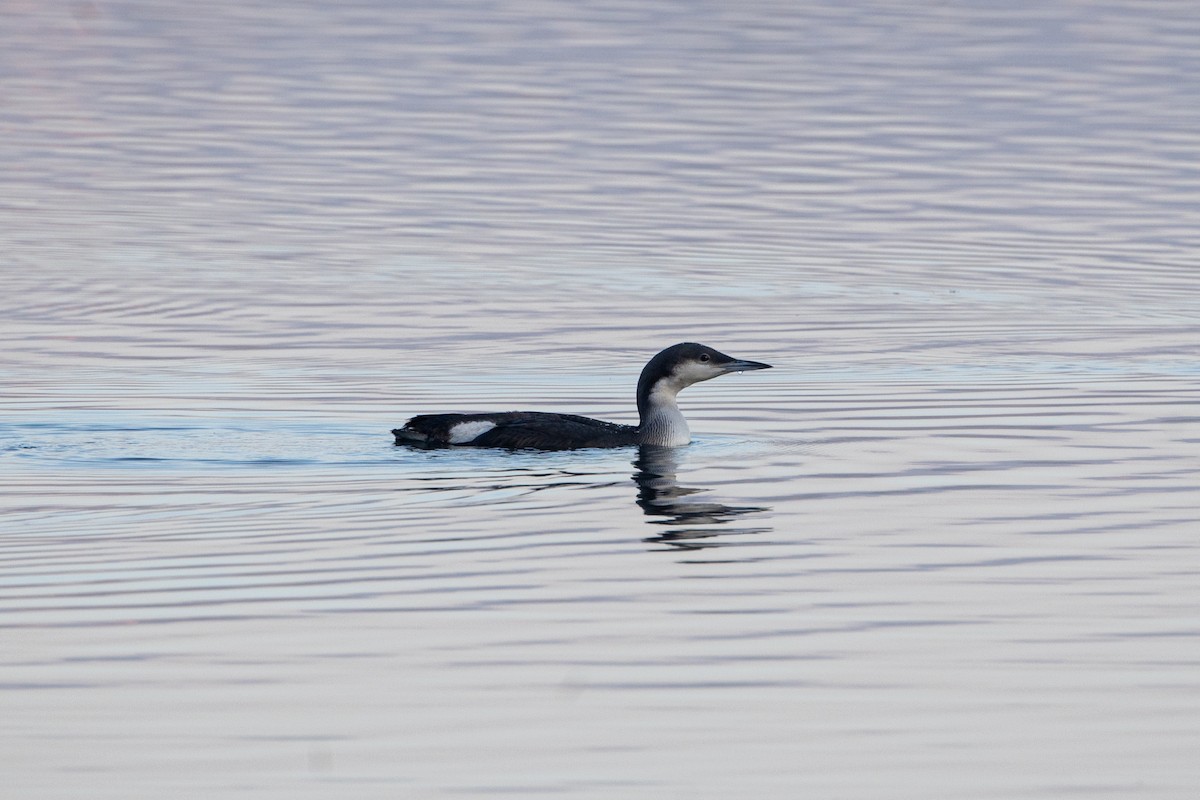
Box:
[632,445,771,552]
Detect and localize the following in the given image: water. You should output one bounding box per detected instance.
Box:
[3,1,1199,797]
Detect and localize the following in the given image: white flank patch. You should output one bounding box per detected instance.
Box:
[448,420,497,444]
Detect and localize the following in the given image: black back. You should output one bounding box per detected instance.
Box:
[471,413,638,450]
[395,412,638,450]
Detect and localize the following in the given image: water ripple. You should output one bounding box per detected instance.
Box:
[3,1,1199,796]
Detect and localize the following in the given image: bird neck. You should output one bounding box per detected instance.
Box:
[637,380,691,446]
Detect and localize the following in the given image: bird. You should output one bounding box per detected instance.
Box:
[392,342,771,450]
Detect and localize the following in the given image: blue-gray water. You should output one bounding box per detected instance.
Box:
[2,1,1198,797]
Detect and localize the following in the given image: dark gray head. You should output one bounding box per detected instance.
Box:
[636,342,772,420]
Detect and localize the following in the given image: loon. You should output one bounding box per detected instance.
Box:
[393,342,771,450]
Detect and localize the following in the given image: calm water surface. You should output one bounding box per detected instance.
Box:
[2,1,1199,798]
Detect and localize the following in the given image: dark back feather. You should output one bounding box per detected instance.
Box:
[394,411,638,449]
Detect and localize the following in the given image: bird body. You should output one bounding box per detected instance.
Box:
[393,342,770,450]
[397,411,639,449]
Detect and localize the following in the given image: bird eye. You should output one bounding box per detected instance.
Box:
[699,353,710,362]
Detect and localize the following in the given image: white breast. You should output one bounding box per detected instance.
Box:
[448,420,497,444]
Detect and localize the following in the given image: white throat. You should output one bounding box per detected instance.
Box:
[639,381,691,446]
